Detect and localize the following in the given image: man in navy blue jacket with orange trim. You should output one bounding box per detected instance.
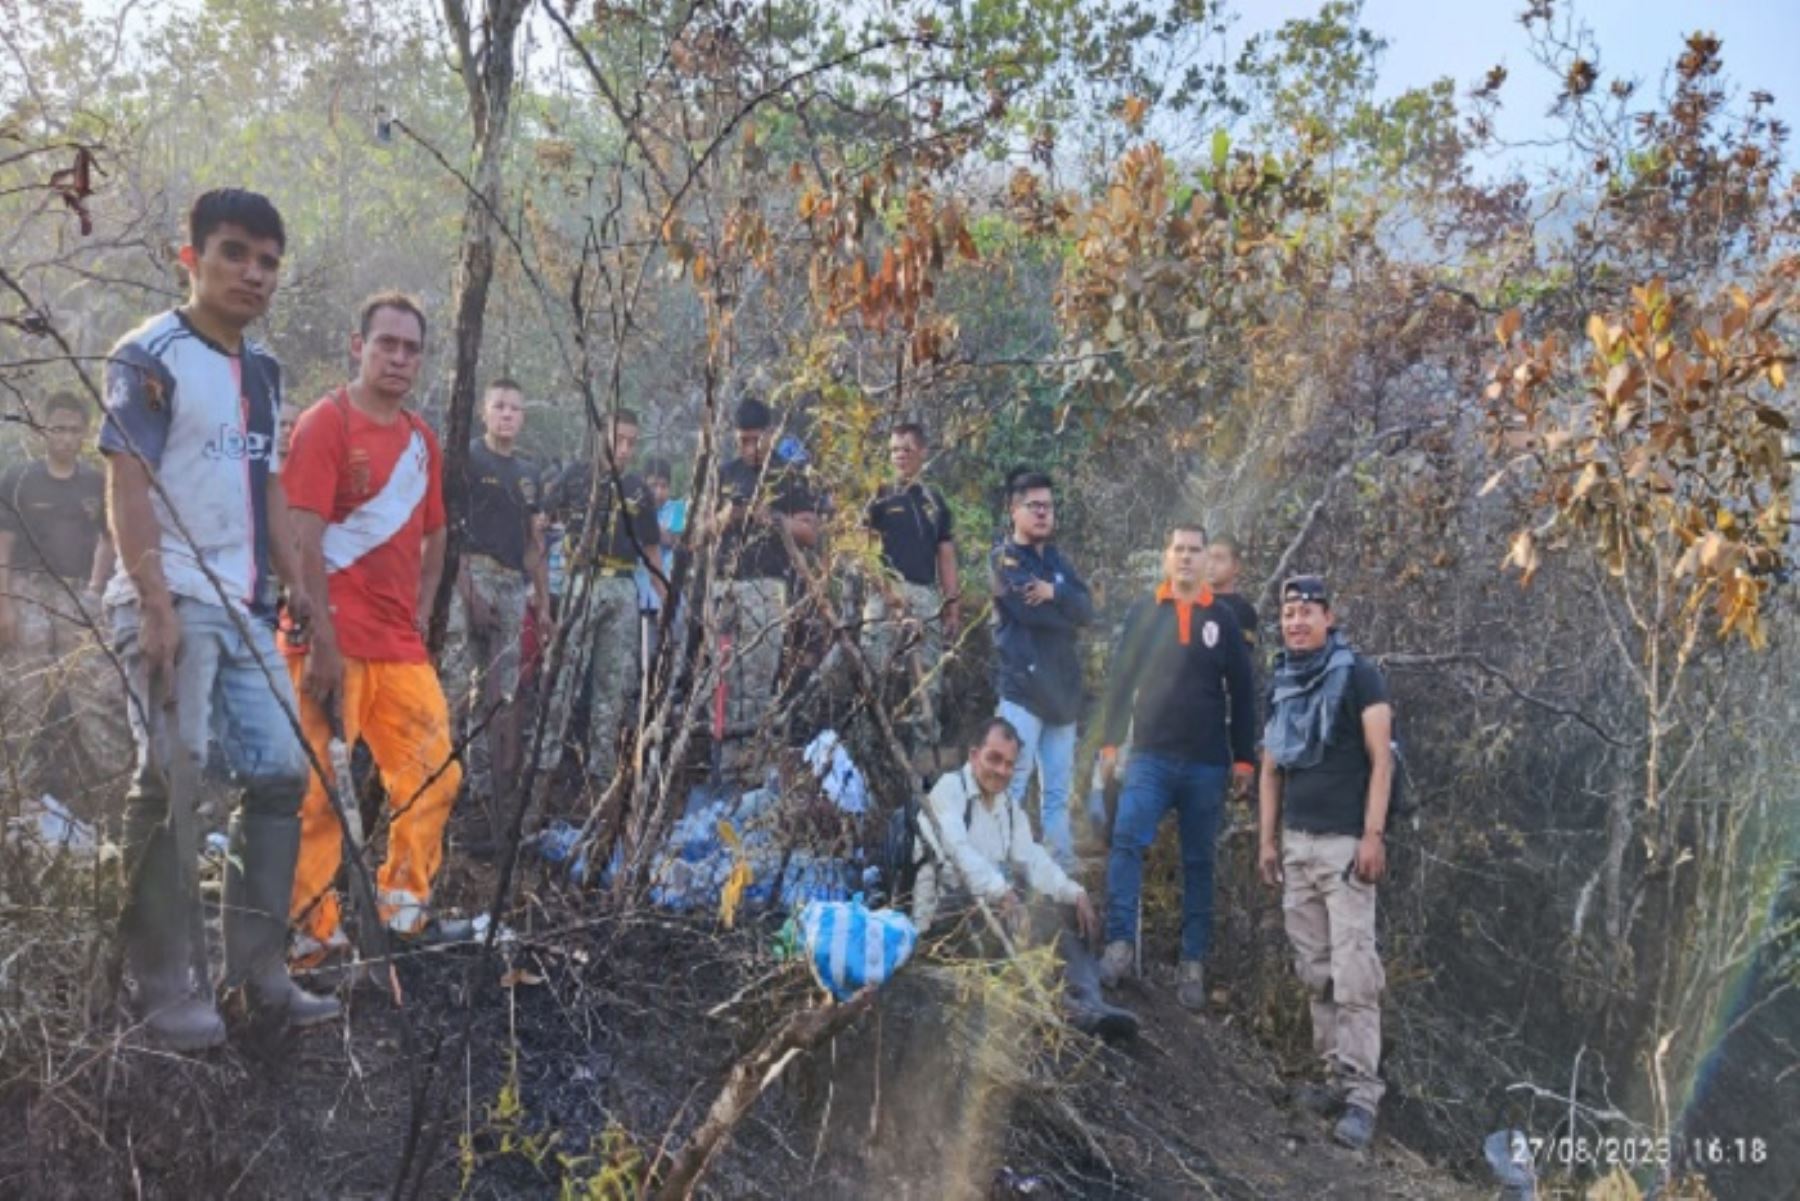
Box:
[1096,522,1257,1009]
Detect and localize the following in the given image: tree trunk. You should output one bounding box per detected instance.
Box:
[429,0,530,653]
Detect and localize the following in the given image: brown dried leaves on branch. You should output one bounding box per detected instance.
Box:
[1486,269,1798,646]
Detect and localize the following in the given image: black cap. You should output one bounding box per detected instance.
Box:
[733,396,772,431]
[1282,574,1330,607]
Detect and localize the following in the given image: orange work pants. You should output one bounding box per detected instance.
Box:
[288,657,463,941]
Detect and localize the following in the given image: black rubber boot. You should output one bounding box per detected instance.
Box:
[121,803,225,1051]
[223,811,342,1028]
[1061,930,1141,1041]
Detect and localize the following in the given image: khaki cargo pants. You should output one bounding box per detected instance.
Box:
[1281,828,1387,1112]
[862,580,944,751]
[0,571,132,808]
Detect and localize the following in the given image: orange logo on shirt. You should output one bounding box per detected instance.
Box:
[348,447,371,496]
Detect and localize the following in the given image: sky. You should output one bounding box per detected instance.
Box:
[1221,0,1800,168]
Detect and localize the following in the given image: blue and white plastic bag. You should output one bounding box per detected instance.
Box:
[799,896,918,1000]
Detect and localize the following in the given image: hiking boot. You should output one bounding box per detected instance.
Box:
[224,812,342,1028]
[1177,960,1207,1011]
[1098,940,1134,988]
[1333,1104,1377,1151]
[1294,1080,1347,1120]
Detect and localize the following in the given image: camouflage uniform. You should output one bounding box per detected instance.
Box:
[861,580,944,750]
[543,461,660,788]
[864,479,954,754]
[442,554,529,803]
[542,570,640,782]
[710,577,787,732]
[708,454,817,777]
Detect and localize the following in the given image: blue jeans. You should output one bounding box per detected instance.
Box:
[997,698,1076,869]
[112,598,307,819]
[1104,752,1228,961]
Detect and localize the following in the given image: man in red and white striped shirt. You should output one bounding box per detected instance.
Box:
[281,291,462,963]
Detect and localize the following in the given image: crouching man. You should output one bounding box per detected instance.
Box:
[1257,575,1392,1151]
[912,717,1139,1041]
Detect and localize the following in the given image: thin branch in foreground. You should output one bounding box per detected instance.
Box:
[652,987,878,1201]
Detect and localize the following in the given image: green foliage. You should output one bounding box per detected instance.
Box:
[458,1046,645,1198]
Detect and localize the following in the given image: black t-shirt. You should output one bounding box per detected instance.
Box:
[0,459,105,581]
[458,439,536,572]
[867,481,953,587]
[551,461,660,572]
[1276,655,1391,837]
[717,457,816,581]
[1214,591,1259,653]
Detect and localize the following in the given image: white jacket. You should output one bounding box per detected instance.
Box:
[911,764,1085,930]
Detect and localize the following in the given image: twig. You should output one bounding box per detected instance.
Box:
[1378,651,1629,748]
[1256,422,1429,611]
[652,988,878,1200]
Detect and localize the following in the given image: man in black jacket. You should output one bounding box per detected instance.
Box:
[1097,523,1257,1009]
[990,469,1091,870]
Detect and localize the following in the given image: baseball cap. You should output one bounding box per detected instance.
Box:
[1281,574,1330,606]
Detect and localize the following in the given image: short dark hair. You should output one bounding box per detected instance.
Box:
[970,715,1022,749]
[644,456,673,480]
[1008,470,1053,504]
[359,291,428,343]
[43,392,89,424]
[1210,535,1242,560]
[608,408,641,430]
[892,421,927,445]
[733,396,772,431]
[1166,521,1207,545]
[485,377,523,397]
[189,188,285,254]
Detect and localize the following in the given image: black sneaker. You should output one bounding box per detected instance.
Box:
[1333,1104,1376,1150]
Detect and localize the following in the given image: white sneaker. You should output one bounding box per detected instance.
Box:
[290,927,350,968]
[1177,960,1207,1011]
[385,903,430,938]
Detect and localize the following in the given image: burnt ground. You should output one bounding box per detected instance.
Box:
[0,913,1489,1201]
[0,802,1496,1201]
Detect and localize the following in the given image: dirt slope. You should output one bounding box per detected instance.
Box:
[1,897,1487,1200]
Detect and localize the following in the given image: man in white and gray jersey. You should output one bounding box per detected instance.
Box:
[101,187,338,1051]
